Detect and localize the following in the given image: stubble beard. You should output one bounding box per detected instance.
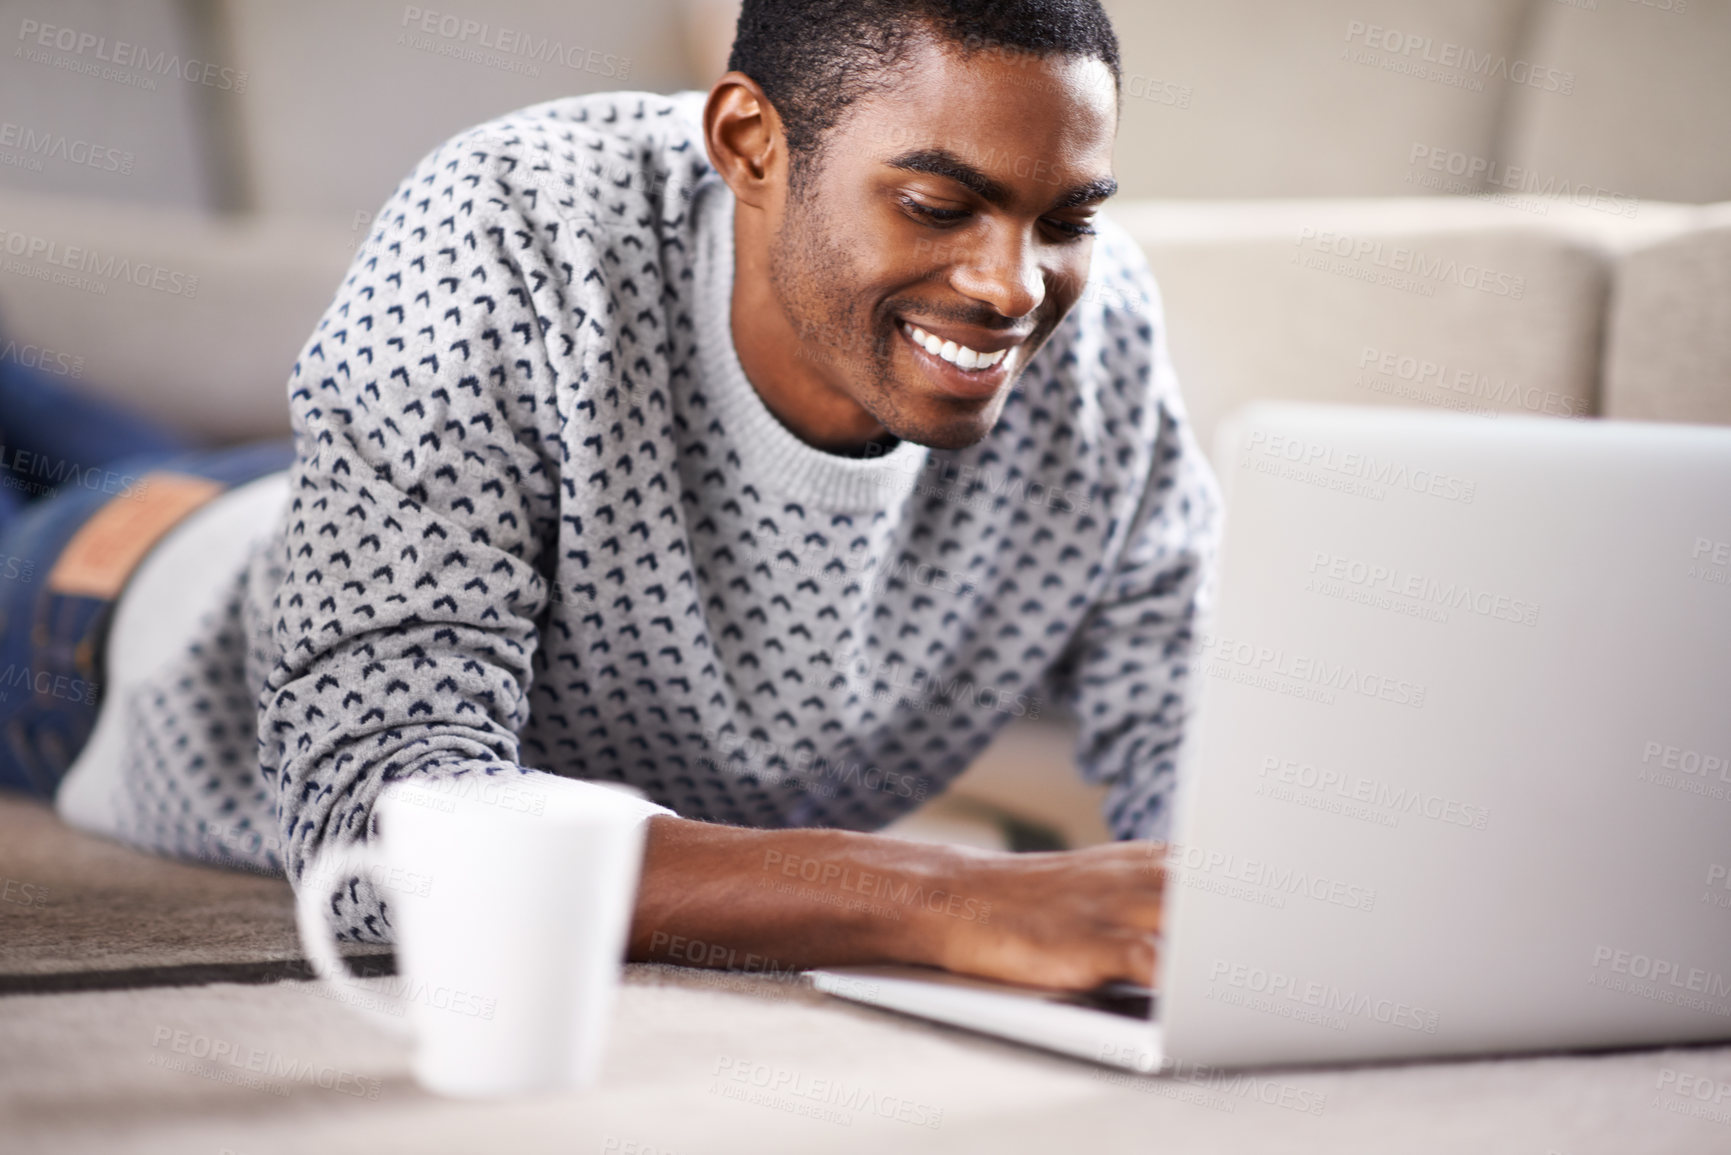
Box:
[768,196,997,452]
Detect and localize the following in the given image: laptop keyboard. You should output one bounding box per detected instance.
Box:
[1057,981,1157,1020]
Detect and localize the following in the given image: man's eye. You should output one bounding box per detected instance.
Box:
[900,197,970,225]
[1044,217,1097,239]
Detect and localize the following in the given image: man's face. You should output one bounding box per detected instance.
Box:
[765,39,1119,451]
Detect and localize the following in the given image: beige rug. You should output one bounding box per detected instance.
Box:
[0,794,388,991]
[4,963,1730,1155]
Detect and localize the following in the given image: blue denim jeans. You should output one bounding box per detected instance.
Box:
[0,352,292,796]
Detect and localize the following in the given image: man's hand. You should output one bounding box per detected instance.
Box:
[626,816,1165,992]
[916,842,1165,991]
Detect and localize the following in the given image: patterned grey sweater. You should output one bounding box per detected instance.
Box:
[108,89,1219,940]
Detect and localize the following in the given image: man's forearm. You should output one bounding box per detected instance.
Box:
[626,815,964,972]
[627,815,1166,991]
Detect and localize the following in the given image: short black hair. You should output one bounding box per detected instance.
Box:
[727,0,1121,193]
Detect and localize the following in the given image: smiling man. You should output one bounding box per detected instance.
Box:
[45,0,1219,994]
[719,23,1119,455]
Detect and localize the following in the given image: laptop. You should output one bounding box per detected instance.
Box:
[811,402,1731,1072]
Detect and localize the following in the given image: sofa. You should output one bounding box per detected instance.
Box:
[1,0,1727,853]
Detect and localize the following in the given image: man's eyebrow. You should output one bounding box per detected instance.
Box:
[887,148,1013,206]
[1052,176,1118,210]
[885,147,1117,211]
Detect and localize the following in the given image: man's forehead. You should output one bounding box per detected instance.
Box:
[841,41,1118,166]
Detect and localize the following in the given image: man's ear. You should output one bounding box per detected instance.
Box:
[703,72,786,211]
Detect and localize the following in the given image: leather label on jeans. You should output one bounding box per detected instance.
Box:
[47,472,225,599]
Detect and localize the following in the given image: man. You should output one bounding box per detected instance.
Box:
[47,0,1219,993]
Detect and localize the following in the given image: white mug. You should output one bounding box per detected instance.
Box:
[293,773,665,1097]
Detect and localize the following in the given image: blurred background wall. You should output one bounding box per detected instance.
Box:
[5,0,1728,221]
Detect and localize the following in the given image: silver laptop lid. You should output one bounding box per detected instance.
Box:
[1158,403,1731,1067]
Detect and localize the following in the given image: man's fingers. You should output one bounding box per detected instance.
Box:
[1064,930,1160,991]
[1115,888,1164,931]
[1066,867,1163,930]
[1114,932,1160,988]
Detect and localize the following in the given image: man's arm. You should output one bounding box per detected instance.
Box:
[629,815,1165,991]
[263,128,576,939]
[1048,241,1223,844]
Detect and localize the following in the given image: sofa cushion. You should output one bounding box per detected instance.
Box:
[1100,0,1526,198]
[1111,197,1617,459]
[0,0,216,211]
[216,0,692,217]
[1603,213,1731,426]
[1501,0,1731,206]
[0,188,355,441]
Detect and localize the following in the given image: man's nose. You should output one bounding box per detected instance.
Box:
[948,223,1045,320]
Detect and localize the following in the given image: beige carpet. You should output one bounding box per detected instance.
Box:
[4,963,1730,1155]
[0,794,388,990]
[7,792,1731,1152]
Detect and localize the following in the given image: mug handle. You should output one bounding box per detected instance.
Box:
[292,844,414,1034]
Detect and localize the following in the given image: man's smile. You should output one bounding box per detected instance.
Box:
[895,316,1030,402]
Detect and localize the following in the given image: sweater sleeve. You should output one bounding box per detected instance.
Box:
[261,128,590,941]
[1048,263,1223,844]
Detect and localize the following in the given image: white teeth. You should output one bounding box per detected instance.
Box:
[903,322,1009,371]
